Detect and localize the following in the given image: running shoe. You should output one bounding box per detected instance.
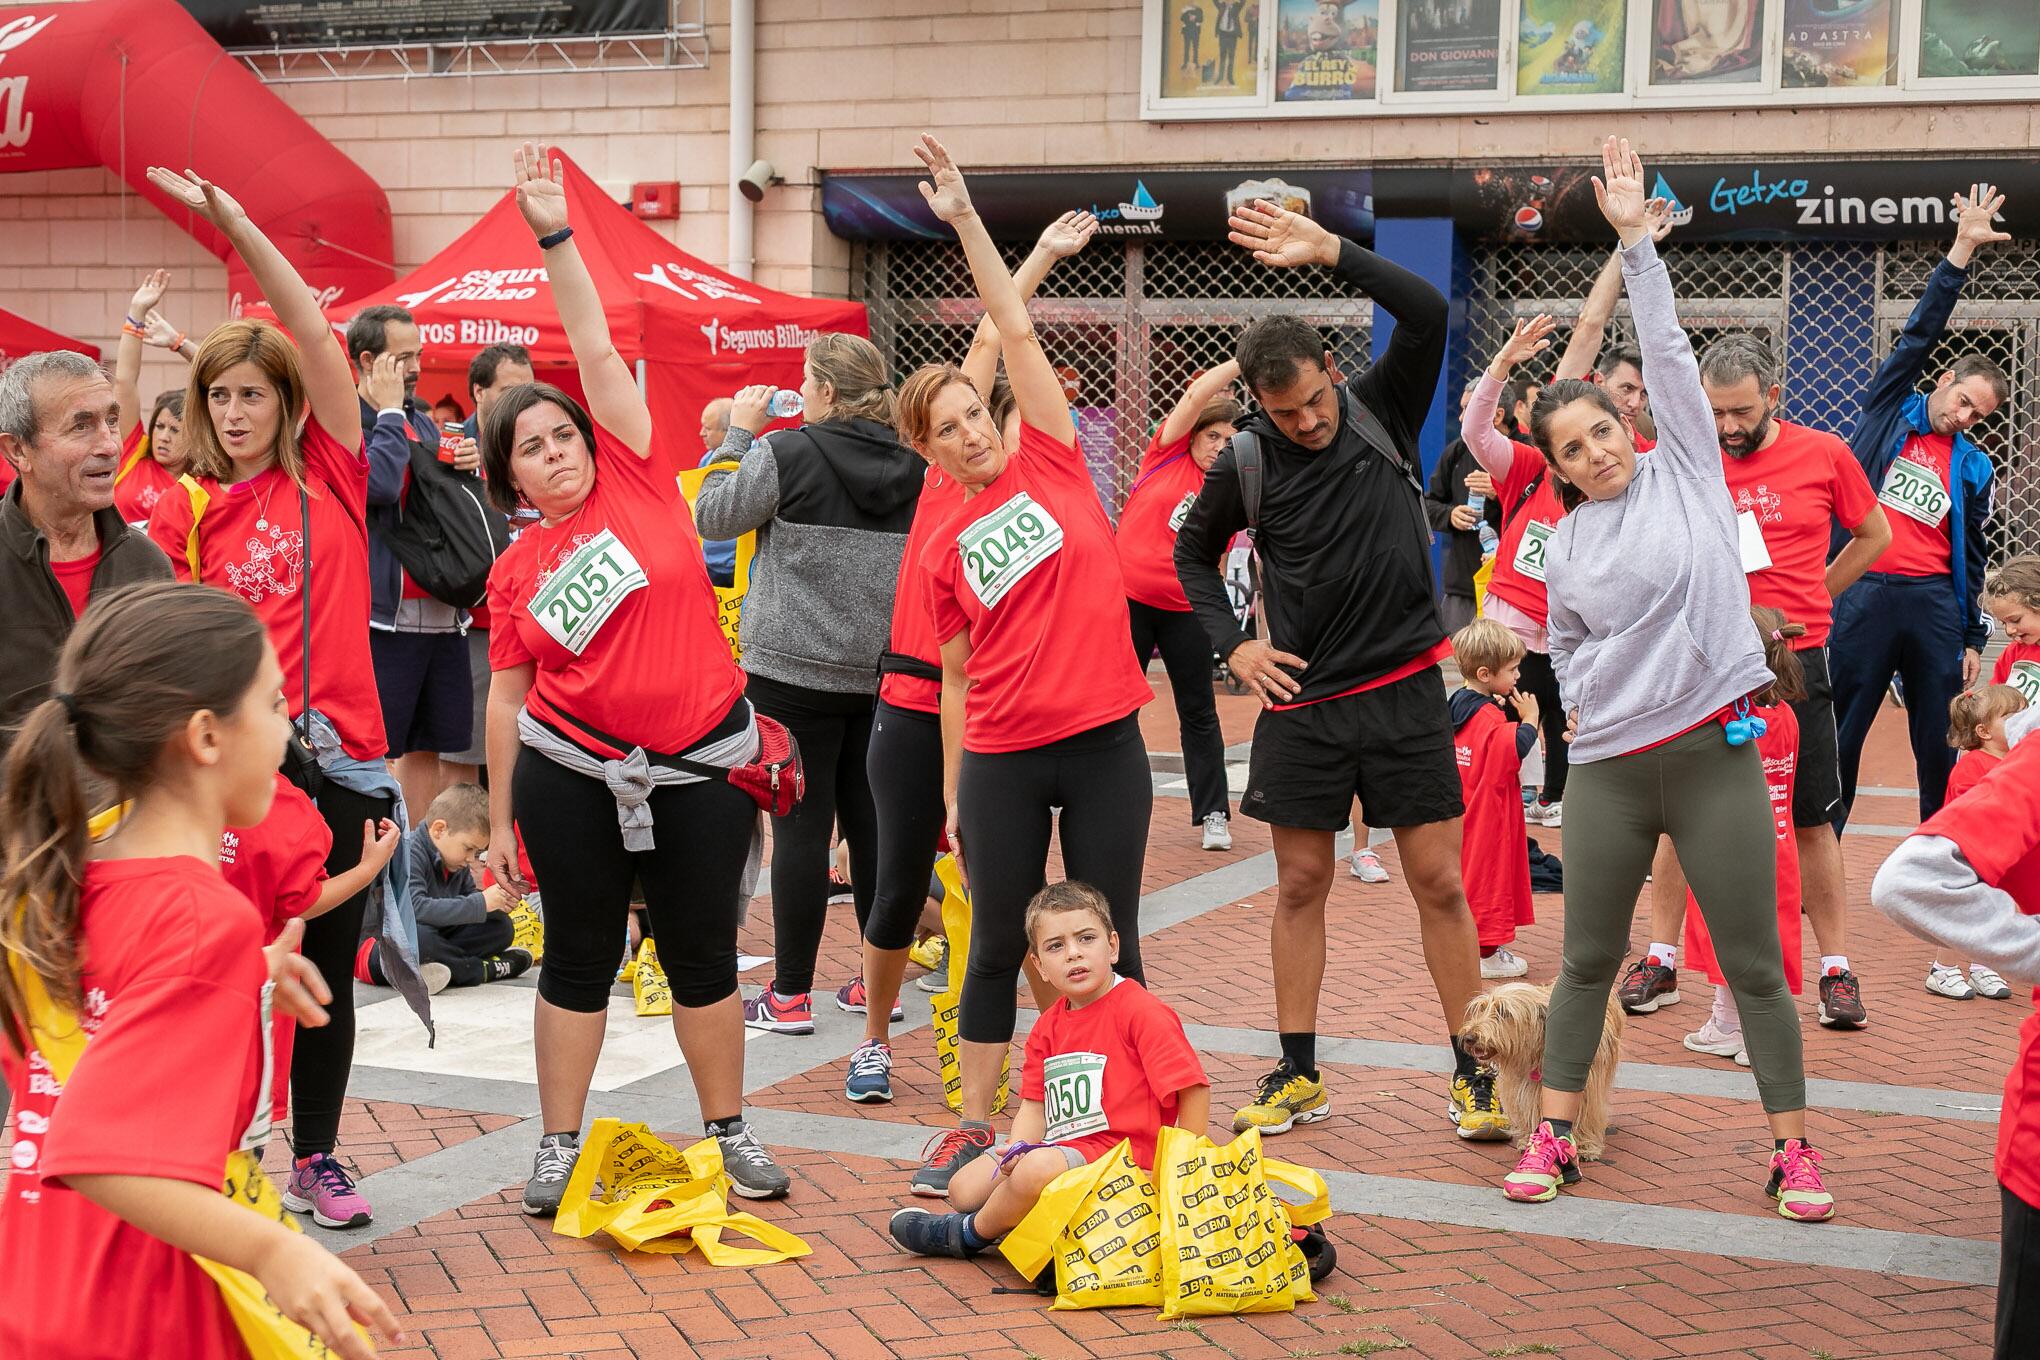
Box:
[1682,1018,1750,1066]
[911,1123,995,1196]
[1502,1122,1579,1203]
[1202,812,1234,851]
[845,1039,894,1103]
[1349,849,1390,883]
[1530,799,1563,828]
[1972,964,2014,1000]
[484,948,534,983]
[1817,969,1868,1029]
[421,962,452,995]
[835,976,904,1021]
[715,1119,791,1200]
[889,1207,978,1258]
[743,987,813,1035]
[1766,1139,1836,1222]
[1480,947,1529,979]
[915,969,949,995]
[283,1153,373,1229]
[1925,962,1976,1000]
[1450,1068,1510,1141]
[1232,1059,1331,1135]
[522,1132,580,1217]
[1617,957,1680,1014]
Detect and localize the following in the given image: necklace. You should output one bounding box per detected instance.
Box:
[244,472,280,532]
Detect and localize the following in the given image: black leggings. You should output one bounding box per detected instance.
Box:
[745,673,878,997]
[1128,599,1228,823]
[957,715,1150,1044]
[2003,1185,2040,1359]
[514,741,757,1011]
[290,780,395,1158]
[863,700,946,953]
[1516,648,1569,802]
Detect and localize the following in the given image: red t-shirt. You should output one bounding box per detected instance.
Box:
[0,858,269,1360]
[221,773,331,1125]
[112,425,182,528]
[1724,420,1880,648]
[1684,701,1802,993]
[149,415,387,761]
[1115,431,1206,613]
[1020,978,1207,1171]
[1945,746,2002,805]
[1870,432,1955,578]
[48,549,99,622]
[1454,697,1533,949]
[923,423,1151,753]
[1994,642,2040,709]
[488,426,744,757]
[1917,735,2040,1204]
[1485,439,1561,627]
[879,468,965,716]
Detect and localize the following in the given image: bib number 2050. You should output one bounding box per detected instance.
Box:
[531,529,649,655]
[960,493,1065,609]
[1041,1050,1108,1145]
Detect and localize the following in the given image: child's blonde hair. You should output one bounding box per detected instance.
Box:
[1982,555,2040,614]
[1948,685,2026,750]
[1453,617,1524,683]
[1024,881,1114,951]
[1750,606,1808,705]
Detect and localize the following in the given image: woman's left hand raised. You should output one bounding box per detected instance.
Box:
[913,134,977,225]
[1590,136,1651,244]
[145,168,249,232]
[513,141,571,238]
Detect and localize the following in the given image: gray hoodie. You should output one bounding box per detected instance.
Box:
[1544,236,1774,764]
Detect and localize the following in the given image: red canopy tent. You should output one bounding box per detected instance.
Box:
[326,153,868,438]
[0,307,100,366]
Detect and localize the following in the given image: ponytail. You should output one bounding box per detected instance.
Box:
[0,697,93,1050]
[1948,685,2026,751]
[1749,606,1807,705]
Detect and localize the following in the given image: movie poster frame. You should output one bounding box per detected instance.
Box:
[1902,0,2040,94]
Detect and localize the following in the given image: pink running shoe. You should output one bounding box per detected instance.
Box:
[1767,1140,1836,1222]
[835,976,904,1022]
[282,1153,373,1229]
[1502,1122,1580,1203]
[743,988,815,1035]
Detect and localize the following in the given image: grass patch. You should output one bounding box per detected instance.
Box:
[1486,1346,1561,1357]
[1321,1294,1363,1314]
[1336,1342,1407,1357]
[1171,1321,1205,1334]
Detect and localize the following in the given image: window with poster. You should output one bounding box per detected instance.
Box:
[1139,0,2040,117]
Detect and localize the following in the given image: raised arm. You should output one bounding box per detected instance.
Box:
[1556,202,1669,381]
[1157,359,1241,449]
[145,168,360,451]
[1464,315,1556,480]
[1863,184,2004,419]
[915,135,1074,448]
[512,142,651,457]
[960,211,1098,400]
[114,271,169,443]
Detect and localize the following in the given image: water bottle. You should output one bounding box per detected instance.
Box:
[768,389,804,419]
[1467,493,1499,556]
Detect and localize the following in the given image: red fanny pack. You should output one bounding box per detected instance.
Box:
[723,712,804,816]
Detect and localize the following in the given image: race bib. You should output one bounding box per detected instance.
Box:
[1512,520,1555,583]
[1737,510,1772,574]
[1042,1050,1109,1145]
[531,529,649,655]
[2009,661,2040,709]
[1880,456,1951,528]
[959,493,1064,609]
[1168,492,1197,533]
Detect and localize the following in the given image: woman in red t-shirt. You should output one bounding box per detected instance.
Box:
[1117,360,1243,851]
[141,166,392,1220]
[110,270,196,528]
[0,582,401,1360]
[904,136,1153,1195]
[474,144,785,1210]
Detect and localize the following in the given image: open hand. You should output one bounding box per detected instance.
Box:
[141,310,183,350]
[1646,196,1676,243]
[913,134,976,225]
[513,141,570,238]
[145,167,248,232]
[129,269,170,319]
[1494,314,1557,372]
[1228,637,1307,708]
[362,352,405,412]
[360,817,401,871]
[1038,210,1099,259]
[252,1230,404,1360]
[1227,199,1337,270]
[1590,136,1650,243]
[1954,183,2011,252]
[263,918,333,1029]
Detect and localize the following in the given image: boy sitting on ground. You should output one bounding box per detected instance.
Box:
[889,881,1209,1258]
[357,784,532,990]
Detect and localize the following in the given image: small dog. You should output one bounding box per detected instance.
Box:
[1459,981,1623,1160]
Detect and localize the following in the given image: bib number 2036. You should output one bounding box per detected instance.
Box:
[960,492,1064,609]
[1880,456,1951,528]
[531,529,649,655]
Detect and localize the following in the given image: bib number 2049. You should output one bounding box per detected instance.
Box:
[960,493,1065,609]
[532,529,650,655]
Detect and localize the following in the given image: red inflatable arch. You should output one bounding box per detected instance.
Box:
[0,0,394,309]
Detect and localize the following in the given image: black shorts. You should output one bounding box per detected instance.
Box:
[1239,664,1463,832]
[1789,644,1842,829]
[370,628,475,758]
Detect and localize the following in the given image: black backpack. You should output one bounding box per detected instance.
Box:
[373,433,511,609]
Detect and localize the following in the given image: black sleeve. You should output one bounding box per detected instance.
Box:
[1338,237,1449,453]
[1174,447,1252,659]
[1516,722,1538,760]
[1424,441,1460,532]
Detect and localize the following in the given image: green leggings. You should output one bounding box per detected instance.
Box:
[1543,722,1806,1114]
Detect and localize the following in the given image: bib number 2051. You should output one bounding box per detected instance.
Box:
[531,529,649,654]
[960,492,1064,609]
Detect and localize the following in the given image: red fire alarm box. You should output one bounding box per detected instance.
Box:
[632,181,681,220]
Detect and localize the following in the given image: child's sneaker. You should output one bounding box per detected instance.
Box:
[889,1207,979,1258]
[1201,812,1233,851]
[1348,848,1390,883]
[743,988,814,1034]
[845,1039,894,1103]
[835,976,904,1021]
[1925,962,1976,999]
[1766,1139,1836,1222]
[910,1123,994,1196]
[1682,1018,1750,1066]
[1617,957,1680,1013]
[1232,1058,1331,1134]
[282,1153,373,1228]
[1530,799,1563,827]
[1501,1122,1580,1203]
[484,949,534,982]
[1480,947,1529,979]
[1972,964,2014,1000]
[1450,1068,1510,1141]
[421,962,452,995]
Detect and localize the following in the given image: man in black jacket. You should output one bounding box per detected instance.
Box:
[1175,200,1495,1144]
[1423,379,1520,632]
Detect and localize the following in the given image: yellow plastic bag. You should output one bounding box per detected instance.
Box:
[509,896,545,963]
[553,1119,811,1266]
[633,938,672,1017]
[1155,1126,1329,1319]
[676,466,758,660]
[1001,1139,1165,1310]
[1472,552,1495,616]
[931,853,1009,1115]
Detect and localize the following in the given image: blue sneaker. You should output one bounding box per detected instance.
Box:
[845,1039,894,1103]
[889,1207,979,1258]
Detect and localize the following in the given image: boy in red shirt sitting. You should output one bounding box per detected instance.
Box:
[1449,619,1540,987]
[889,882,1209,1258]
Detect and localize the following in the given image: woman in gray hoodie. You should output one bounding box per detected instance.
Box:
[1498,138,1830,1223]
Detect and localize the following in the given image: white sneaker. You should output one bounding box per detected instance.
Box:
[1925,962,1976,999]
[1531,799,1563,827]
[1683,1018,1749,1065]
[420,962,452,996]
[1480,947,1529,979]
[1201,811,1233,851]
[1969,964,2013,1000]
[1349,849,1391,883]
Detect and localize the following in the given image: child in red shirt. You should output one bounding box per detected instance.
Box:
[888,881,1209,1259]
[1919,685,2027,1003]
[1984,557,2040,709]
[1448,619,1539,983]
[0,582,400,1359]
